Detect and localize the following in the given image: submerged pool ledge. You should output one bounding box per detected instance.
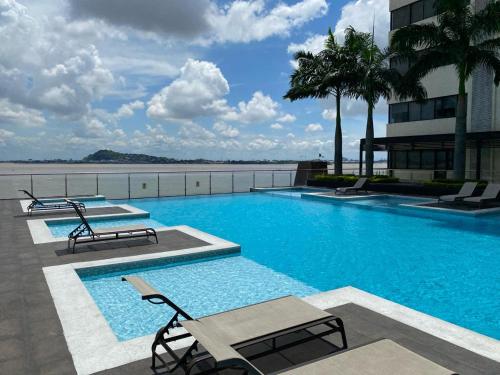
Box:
[43,225,241,375]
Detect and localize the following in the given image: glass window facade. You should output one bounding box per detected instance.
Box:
[391,0,438,30]
[389,95,459,124]
[389,149,453,170]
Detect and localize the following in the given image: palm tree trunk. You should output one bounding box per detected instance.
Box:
[453,77,467,180]
[334,93,343,175]
[365,104,374,177]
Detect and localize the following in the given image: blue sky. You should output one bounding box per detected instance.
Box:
[0,0,389,161]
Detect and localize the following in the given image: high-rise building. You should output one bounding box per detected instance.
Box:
[360,0,500,181]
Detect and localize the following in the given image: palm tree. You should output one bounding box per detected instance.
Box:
[345,27,424,177]
[391,0,500,180]
[284,29,357,175]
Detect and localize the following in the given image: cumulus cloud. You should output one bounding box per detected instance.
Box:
[67,0,328,44]
[270,123,284,130]
[322,109,336,121]
[247,136,279,151]
[222,91,278,124]
[287,34,326,55]
[116,100,144,119]
[68,0,211,38]
[334,0,389,48]
[277,113,296,123]
[0,99,46,127]
[208,0,328,43]
[305,123,323,132]
[147,59,230,121]
[0,1,114,118]
[213,122,240,138]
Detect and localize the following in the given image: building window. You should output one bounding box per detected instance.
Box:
[390,0,438,30]
[435,96,457,118]
[389,149,453,170]
[391,6,411,30]
[411,1,424,23]
[389,102,409,123]
[389,95,459,123]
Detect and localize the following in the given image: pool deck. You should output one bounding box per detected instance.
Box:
[0,199,499,374]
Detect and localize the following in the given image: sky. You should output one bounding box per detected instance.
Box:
[0,0,390,161]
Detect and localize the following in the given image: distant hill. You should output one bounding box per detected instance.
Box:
[80,150,300,164]
[82,150,177,164]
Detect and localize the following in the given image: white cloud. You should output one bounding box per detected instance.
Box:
[209,0,328,44]
[247,136,279,151]
[286,132,295,138]
[334,0,389,48]
[0,129,15,146]
[147,59,230,122]
[277,113,296,123]
[223,91,278,124]
[116,100,144,118]
[287,34,326,55]
[322,109,336,121]
[0,99,46,127]
[270,123,284,130]
[305,123,323,132]
[0,1,114,118]
[213,122,240,138]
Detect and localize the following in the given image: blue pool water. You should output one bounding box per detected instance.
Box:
[260,187,329,198]
[79,255,318,341]
[47,217,163,237]
[84,193,499,340]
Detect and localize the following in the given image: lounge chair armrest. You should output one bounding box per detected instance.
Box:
[122,276,162,299]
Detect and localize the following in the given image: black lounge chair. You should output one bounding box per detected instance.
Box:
[438,182,477,204]
[66,200,158,253]
[335,177,368,195]
[463,183,500,209]
[19,189,86,216]
[122,276,347,373]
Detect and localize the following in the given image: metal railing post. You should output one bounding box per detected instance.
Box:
[64,174,68,197]
[272,171,274,188]
[289,172,292,187]
[253,171,256,188]
[157,173,160,197]
[184,172,187,196]
[96,174,99,195]
[232,172,234,193]
[209,172,212,195]
[30,175,33,195]
[128,174,131,199]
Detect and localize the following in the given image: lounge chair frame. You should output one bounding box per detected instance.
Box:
[67,201,158,253]
[19,189,86,216]
[335,177,369,195]
[463,183,500,209]
[437,182,477,205]
[122,277,347,374]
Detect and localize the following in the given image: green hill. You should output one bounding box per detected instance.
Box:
[82,150,177,164]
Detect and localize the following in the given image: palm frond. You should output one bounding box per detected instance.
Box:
[465,48,500,86]
[391,24,441,51]
[470,1,500,42]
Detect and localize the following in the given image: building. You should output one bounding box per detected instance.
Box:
[360,0,500,181]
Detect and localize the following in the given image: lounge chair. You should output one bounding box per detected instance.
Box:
[19,189,86,216]
[463,183,500,209]
[66,200,158,253]
[123,277,457,375]
[335,177,368,195]
[438,182,477,204]
[122,276,347,373]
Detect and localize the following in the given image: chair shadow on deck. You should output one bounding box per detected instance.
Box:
[153,329,344,375]
[54,238,157,256]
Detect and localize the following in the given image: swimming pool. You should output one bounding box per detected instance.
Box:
[84,193,499,340]
[79,254,318,341]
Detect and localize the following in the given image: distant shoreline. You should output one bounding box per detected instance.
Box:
[0,162,387,175]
